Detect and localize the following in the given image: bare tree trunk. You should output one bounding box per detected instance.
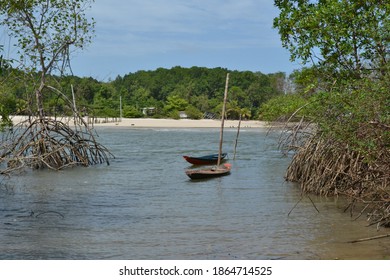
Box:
[36,75,46,120]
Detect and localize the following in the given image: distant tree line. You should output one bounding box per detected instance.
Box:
[1,66,288,122]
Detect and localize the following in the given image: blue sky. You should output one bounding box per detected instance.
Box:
[70,0,303,80]
[3,0,302,81]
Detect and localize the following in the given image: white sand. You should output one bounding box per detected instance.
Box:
[9,115,269,128]
[96,118,268,128]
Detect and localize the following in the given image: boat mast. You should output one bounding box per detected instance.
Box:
[217,73,229,166]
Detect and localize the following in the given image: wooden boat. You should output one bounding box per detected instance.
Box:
[185,73,231,180]
[185,163,231,179]
[183,153,227,165]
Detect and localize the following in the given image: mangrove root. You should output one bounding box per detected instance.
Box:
[0,116,114,175]
[280,122,390,227]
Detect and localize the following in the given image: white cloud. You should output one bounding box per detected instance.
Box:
[1,0,295,79]
[87,0,280,56]
[69,0,296,79]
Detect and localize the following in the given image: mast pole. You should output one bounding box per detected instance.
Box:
[217,73,229,166]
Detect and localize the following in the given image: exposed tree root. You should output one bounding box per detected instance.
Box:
[281,124,390,227]
[1,116,114,175]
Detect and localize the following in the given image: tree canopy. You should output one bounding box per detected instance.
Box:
[0,0,95,119]
[274,0,389,81]
[0,0,112,175]
[1,65,288,121]
[110,66,286,119]
[271,0,390,227]
[0,0,95,75]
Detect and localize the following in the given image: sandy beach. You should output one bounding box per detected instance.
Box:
[10,115,269,128]
[95,118,268,128]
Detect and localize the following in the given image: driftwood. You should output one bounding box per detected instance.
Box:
[349,234,390,244]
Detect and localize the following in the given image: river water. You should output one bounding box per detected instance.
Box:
[1,127,389,259]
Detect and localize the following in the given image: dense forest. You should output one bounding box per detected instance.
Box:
[1,66,287,122]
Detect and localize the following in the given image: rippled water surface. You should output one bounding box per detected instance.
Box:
[1,127,389,259]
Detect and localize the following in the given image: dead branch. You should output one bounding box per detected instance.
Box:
[348,233,390,243]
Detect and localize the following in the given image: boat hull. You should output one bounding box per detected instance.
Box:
[183,153,227,165]
[185,163,231,180]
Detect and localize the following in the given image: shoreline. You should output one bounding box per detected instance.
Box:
[95,118,269,128]
[10,115,270,129]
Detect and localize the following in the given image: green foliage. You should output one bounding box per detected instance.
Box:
[274,1,390,150]
[274,1,390,224]
[164,94,189,112]
[166,110,180,120]
[259,94,308,121]
[111,66,285,119]
[185,105,203,120]
[289,67,324,96]
[123,106,143,118]
[0,92,16,129]
[0,0,95,119]
[1,65,287,120]
[274,0,389,81]
[0,69,17,129]
[308,78,390,160]
[0,48,12,75]
[0,0,95,75]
